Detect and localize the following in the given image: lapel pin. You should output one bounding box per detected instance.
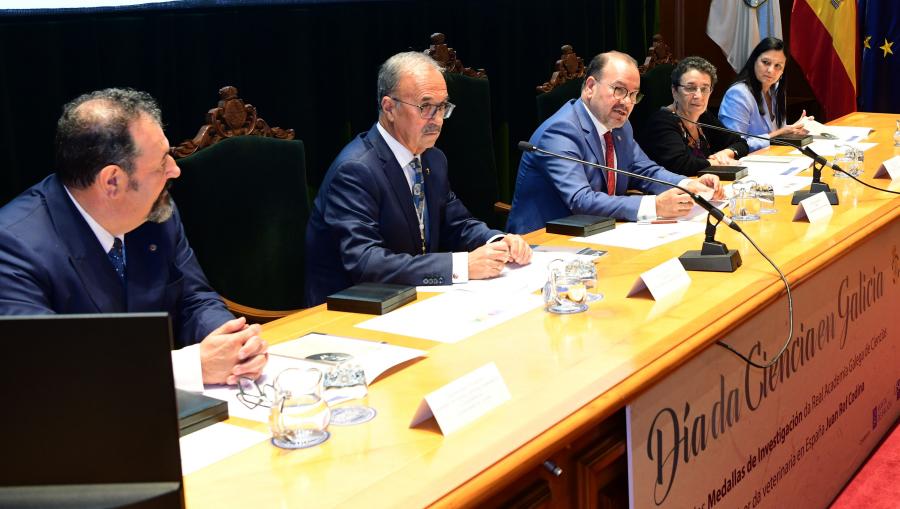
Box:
[425,167,431,176]
[149,244,157,252]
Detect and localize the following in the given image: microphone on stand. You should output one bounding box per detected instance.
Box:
[670,111,840,205]
[519,142,806,369]
[518,141,743,272]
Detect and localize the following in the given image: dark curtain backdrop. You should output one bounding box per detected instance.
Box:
[0,0,658,205]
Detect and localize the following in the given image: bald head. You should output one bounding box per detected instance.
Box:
[583,51,639,91]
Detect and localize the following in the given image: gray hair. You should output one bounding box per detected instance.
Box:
[583,51,640,90]
[55,88,162,188]
[376,51,443,111]
[671,56,718,88]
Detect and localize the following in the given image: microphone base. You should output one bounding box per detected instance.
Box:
[679,240,742,272]
[791,183,839,205]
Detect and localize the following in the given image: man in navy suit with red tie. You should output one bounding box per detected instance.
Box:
[305,52,532,307]
[506,51,725,234]
[0,88,267,386]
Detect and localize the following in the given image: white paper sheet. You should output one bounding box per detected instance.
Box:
[416,251,596,294]
[202,335,426,423]
[180,422,268,475]
[802,119,874,142]
[267,333,426,384]
[790,141,877,157]
[681,200,727,222]
[740,155,812,177]
[356,289,544,343]
[571,221,706,250]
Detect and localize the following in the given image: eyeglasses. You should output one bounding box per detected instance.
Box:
[236,377,276,409]
[390,97,456,119]
[677,84,713,96]
[606,84,643,104]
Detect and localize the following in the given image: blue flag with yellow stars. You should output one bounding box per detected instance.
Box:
[859,0,900,112]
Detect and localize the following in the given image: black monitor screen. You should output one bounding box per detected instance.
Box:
[0,313,183,504]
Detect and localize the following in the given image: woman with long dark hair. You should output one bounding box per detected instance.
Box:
[718,37,810,152]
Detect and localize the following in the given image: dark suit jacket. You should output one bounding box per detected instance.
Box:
[304,124,501,307]
[506,99,685,234]
[0,174,233,348]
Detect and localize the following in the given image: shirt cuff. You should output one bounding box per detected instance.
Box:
[171,343,204,392]
[637,195,657,221]
[452,252,469,283]
[485,233,506,244]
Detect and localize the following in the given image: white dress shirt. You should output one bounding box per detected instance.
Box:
[65,187,204,391]
[376,122,469,282]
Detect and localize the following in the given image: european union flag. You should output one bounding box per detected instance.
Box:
[859,0,900,112]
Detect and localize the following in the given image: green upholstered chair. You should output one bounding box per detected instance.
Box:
[172,87,309,322]
[425,33,505,229]
[535,44,587,124]
[536,78,583,124]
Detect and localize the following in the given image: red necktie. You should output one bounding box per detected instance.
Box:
[603,131,617,195]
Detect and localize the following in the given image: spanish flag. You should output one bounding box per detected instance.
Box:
[790,0,858,120]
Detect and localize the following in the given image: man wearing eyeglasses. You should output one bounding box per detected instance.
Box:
[506,51,725,234]
[304,51,532,307]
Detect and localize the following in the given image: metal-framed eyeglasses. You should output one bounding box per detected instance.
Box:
[606,84,643,104]
[390,97,456,119]
[236,376,276,409]
[677,84,713,97]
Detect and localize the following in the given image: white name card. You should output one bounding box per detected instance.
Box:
[793,192,834,223]
[874,155,900,180]
[627,257,691,300]
[410,362,511,435]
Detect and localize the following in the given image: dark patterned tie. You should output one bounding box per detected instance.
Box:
[603,130,617,195]
[107,237,125,283]
[409,158,427,254]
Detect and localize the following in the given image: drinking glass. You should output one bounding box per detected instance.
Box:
[729,181,761,221]
[833,144,863,178]
[269,368,331,449]
[544,272,588,314]
[566,259,603,303]
[753,182,776,215]
[323,358,376,426]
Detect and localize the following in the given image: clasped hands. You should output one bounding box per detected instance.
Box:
[200,316,268,385]
[469,234,533,279]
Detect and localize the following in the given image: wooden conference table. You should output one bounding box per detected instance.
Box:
[184,113,900,508]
